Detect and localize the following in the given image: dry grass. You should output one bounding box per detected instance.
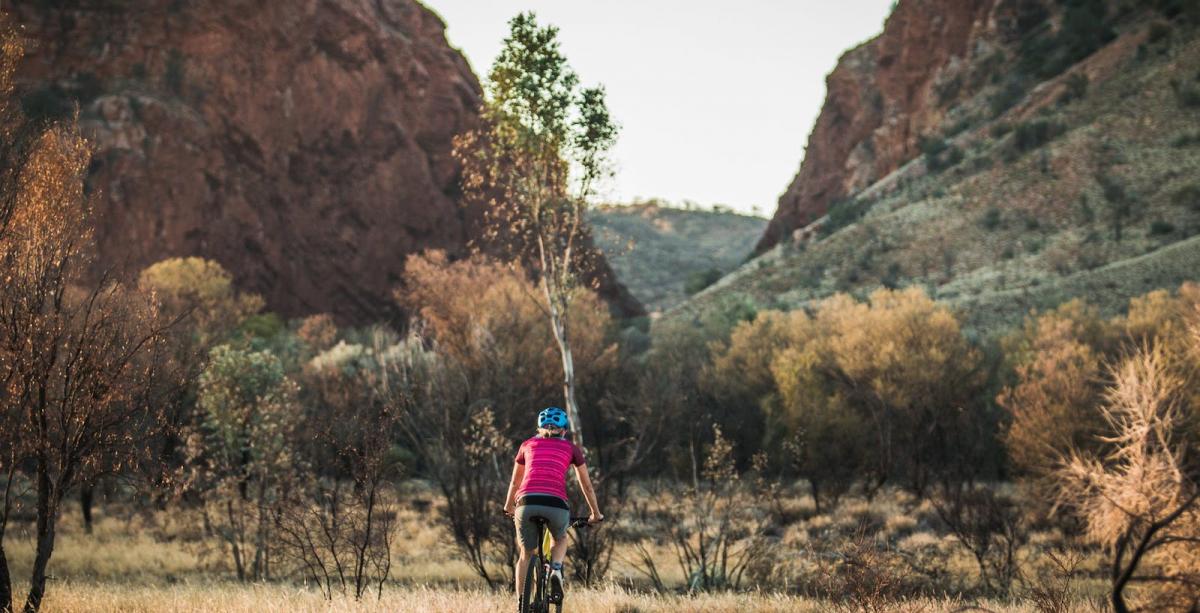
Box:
[29,582,1106,613]
[0,484,1119,612]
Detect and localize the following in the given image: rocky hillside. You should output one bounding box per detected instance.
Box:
[10,0,640,323]
[757,0,999,253]
[591,202,765,312]
[686,0,1200,335]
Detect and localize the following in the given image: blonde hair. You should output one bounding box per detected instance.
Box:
[538,426,568,438]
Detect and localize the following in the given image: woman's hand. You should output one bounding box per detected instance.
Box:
[588,512,604,525]
[504,501,516,517]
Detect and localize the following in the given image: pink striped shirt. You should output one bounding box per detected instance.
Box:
[514,436,586,501]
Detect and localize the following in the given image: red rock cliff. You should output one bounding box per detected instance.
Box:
[11,0,641,322]
[757,0,1019,253]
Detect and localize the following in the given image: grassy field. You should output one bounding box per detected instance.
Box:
[0,483,1121,612]
[26,582,1108,613]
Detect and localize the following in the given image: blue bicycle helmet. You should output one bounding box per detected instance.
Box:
[537,406,570,430]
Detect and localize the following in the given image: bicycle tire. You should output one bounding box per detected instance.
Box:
[535,549,548,613]
[520,557,536,613]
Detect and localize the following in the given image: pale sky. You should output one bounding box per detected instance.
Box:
[424,1,895,216]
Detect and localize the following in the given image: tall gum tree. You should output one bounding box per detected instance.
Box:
[454,12,617,449]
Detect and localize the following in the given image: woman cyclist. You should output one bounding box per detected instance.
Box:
[503,407,603,600]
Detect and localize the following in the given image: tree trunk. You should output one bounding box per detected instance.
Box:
[23,465,58,613]
[0,542,12,613]
[79,484,94,535]
[2,464,16,612]
[559,331,582,449]
[545,290,584,450]
[227,500,246,582]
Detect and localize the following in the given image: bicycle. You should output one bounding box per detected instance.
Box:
[517,515,598,613]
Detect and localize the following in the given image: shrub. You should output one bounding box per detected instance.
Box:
[820,196,873,237]
[184,345,300,582]
[397,251,615,431]
[1055,344,1200,612]
[931,486,1028,596]
[1057,72,1089,106]
[628,426,775,593]
[1148,20,1172,46]
[1172,131,1200,147]
[1050,0,1116,77]
[296,313,338,353]
[1172,183,1200,211]
[943,116,972,138]
[1098,171,1133,240]
[685,267,723,295]
[881,261,903,289]
[1172,79,1200,108]
[138,257,265,343]
[1149,219,1176,235]
[990,121,1013,138]
[990,78,1026,118]
[1154,0,1200,24]
[998,300,1112,494]
[1013,118,1064,154]
[772,288,989,494]
[165,49,186,95]
[921,135,963,173]
[980,207,1003,231]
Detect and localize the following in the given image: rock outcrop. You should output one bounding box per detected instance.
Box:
[757,0,1028,253]
[12,0,641,322]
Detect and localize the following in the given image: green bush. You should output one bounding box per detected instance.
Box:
[1172,184,1200,211]
[820,196,873,237]
[685,267,724,295]
[238,312,286,340]
[1170,131,1200,147]
[1050,0,1116,76]
[980,207,1003,231]
[165,49,186,95]
[1149,219,1176,235]
[989,79,1026,118]
[1058,72,1089,106]
[1154,0,1200,24]
[881,261,903,289]
[1012,118,1064,154]
[1172,78,1200,108]
[921,135,964,173]
[1147,20,1172,46]
[1018,0,1115,79]
[943,116,973,138]
[1099,171,1133,241]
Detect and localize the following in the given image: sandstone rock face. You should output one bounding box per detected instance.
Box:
[13,0,642,322]
[757,0,1009,253]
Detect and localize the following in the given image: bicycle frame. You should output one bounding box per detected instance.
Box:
[519,516,595,613]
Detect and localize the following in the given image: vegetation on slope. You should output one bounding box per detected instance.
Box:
[675,6,1200,338]
[590,201,766,312]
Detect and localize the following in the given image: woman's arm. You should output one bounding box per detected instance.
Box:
[503,462,525,515]
[573,464,603,523]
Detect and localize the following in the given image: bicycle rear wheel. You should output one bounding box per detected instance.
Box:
[520,554,536,612]
[534,552,548,612]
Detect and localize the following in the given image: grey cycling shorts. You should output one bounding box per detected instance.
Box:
[514,504,570,551]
